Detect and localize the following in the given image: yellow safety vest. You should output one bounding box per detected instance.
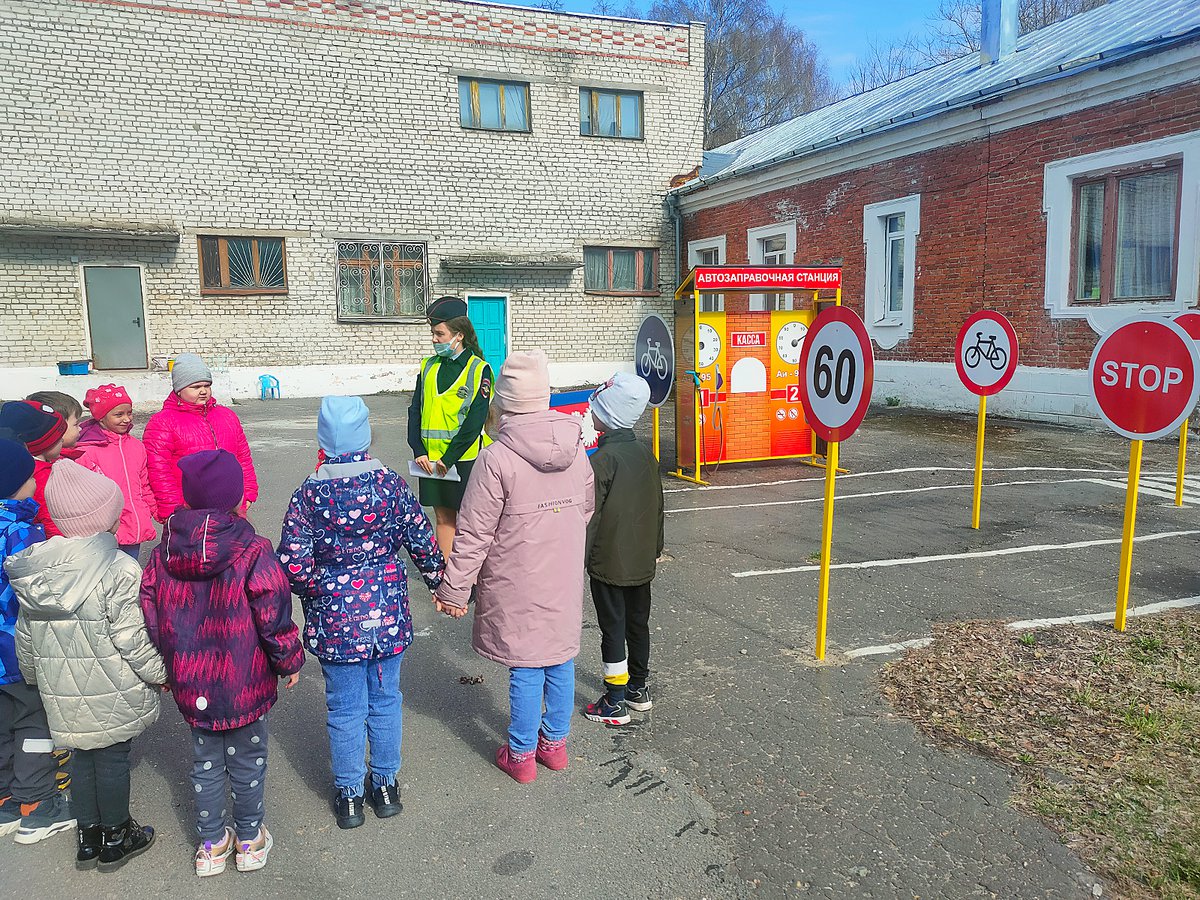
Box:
[420,354,493,463]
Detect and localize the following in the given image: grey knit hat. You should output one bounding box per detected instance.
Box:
[171,353,213,392]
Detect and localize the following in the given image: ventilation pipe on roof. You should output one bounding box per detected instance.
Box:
[980,0,1019,65]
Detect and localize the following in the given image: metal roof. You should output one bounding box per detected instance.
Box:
[681,0,1200,193]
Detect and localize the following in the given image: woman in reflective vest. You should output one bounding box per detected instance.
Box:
[407,296,493,556]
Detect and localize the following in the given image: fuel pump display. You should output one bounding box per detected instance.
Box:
[673,265,843,484]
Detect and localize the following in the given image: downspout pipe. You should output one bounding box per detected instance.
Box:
[667,191,683,285]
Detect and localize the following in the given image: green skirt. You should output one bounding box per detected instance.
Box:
[417,459,476,510]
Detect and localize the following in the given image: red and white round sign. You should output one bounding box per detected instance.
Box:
[1173,310,1200,343]
[798,306,874,442]
[1089,316,1200,441]
[954,310,1019,396]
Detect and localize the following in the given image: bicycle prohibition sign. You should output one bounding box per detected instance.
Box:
[955,310,1019,396]
[963,332,1008,371]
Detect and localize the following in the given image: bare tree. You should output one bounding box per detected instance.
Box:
[847,0,1110,92]
[636,0,837,148]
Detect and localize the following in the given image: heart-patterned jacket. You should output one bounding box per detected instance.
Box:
[277,452,444,663]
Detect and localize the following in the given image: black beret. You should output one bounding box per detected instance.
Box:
[427,296,468,325]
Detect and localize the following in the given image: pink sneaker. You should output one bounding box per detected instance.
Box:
[535,734,568,771]
[495,745,536,784]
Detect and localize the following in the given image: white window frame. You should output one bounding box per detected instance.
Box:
[1043,131,1200,334]
[747,221,796,311]
[688,235,726,312]
[863,194,920,350]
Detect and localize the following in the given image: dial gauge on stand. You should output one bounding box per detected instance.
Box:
[776,321,808,365]
[698,323,722,368]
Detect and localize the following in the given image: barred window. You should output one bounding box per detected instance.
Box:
[336,242,428,320]
[199,236,286,294]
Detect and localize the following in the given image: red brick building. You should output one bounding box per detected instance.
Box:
[672,0,1200,424]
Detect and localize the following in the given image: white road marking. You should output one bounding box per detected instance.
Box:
[843,595,1200,659]
[845,638,933,659]
[732,528,1200,578]
[663,465,1175,494]
[671,477,1108,515]
[1007,595,1200,629]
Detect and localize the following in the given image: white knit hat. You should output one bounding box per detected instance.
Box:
[44,460,124,538]
[494,350,551,414]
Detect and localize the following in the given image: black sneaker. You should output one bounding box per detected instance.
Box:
[583,693,631,725]
[368,781,403,819]
[625,684,653,712]
[334,793,365,830]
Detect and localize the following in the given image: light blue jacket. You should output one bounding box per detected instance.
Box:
[0,498,44,685]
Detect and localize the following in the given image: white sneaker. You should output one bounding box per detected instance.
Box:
[195,827,235,877]
[236,826,272,872]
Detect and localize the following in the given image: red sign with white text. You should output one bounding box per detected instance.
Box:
[730,331,767,348]
[693,266,842,292]
[1089,317,1200,441]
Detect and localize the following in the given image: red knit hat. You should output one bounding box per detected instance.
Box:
[0,400,67,457]
[84,384,133,421]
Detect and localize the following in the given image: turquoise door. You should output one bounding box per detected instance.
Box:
[84,266,148,369]
[468,295,508,370]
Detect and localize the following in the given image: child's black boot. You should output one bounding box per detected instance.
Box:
[76,824,103,870]
[97,817,155,871]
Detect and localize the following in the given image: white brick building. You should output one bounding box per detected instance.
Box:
[0,0,705,401]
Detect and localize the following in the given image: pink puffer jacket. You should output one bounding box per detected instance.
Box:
[435,410,593,668]
[74,419,158,546]
[142,394,259,521]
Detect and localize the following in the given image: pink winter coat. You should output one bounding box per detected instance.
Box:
[436,410,594,668]
[74,419,158,546]
[142,394,259,522]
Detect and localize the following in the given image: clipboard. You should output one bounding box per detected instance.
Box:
[408,461,462,482]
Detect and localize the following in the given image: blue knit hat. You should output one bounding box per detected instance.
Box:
[0,437,35,499]
[317,396,372,457]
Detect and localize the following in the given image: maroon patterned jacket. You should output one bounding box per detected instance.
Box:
[139,508,303,731]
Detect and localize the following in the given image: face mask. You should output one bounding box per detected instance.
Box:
[433,337,460,358]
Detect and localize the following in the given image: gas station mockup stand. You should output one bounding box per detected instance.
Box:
[673,265,843,484]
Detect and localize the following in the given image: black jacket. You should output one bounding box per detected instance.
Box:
[586,429,664,586]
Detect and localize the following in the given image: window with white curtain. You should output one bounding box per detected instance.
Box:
[583,247,658,294]
[1072,165,1180,303]
[688,236,726,312]
[747,221,796,311]
[458,78,531,132]
[862,195,920,350]
[580,88,643,139]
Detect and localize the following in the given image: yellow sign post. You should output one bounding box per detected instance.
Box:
[1175,423,1188,507]
[1114,439,1144,632]
[815,440,839,660]
[652,406,661,461]
[971,394,988,530]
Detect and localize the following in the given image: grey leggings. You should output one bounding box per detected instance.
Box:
[190,716,268,843]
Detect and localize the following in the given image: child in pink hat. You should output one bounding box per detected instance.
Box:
[74,385,157,561]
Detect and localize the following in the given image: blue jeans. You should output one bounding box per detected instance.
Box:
[320,653,403,799]
[508,659,574,753]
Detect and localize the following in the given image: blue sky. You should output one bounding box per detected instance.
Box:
[549,1,945,83]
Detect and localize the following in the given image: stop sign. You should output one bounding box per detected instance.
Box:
[1089,317,1200,441]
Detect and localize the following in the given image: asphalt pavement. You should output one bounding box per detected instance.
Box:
[5,394,1196,899]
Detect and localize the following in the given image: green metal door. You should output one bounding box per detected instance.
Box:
[84,267,147,369]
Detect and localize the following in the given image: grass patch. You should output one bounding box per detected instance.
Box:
[880,611,1200,899]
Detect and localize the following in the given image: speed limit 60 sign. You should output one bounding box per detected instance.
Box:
[798,306,875,442]
[1089,316,1200,441]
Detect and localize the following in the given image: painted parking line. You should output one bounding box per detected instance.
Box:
[1097,473,1200,505]
[732,528,1200,578]
[670,476,1113,515]
[844,595,1200,659]
[663,465,1176,494]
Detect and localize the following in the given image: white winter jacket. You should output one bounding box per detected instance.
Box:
[6,532,165,750]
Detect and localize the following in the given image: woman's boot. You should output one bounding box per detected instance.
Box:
[75,824,103,870]
[97,817,155,872]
